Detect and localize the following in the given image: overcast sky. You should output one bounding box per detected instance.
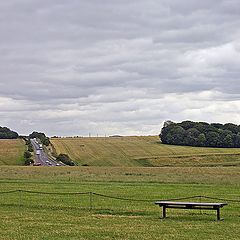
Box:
[0,0,240,136]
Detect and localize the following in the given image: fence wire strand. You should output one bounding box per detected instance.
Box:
[0,190,239,203]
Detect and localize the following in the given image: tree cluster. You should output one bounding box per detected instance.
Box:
[160,120,240,148]
[23,137,34,152]
[0,126,18,139]
[56,153,75,166]
[29,131,50,146]
[24,150,34,165]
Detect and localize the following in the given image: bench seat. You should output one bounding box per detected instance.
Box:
[155,201,227,220]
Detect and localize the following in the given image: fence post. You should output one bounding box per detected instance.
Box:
[89,192,93,211]
[17,190,22,218]
[199,195,202,214]
[19,190,22,208]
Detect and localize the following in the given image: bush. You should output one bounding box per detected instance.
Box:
[24,151,32,159]
[23,150,33,165]
[24,158,34,166]
[28,144,34,152]
[56,153,75,166]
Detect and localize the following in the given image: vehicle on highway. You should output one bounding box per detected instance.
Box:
[36,150,41,155]
[33,163,41,166]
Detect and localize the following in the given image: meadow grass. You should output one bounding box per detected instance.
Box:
[51,136,240,167]
[0,137,239,239]
[0,139,26,165]
[0,166,239,240]
[0,166,239,185]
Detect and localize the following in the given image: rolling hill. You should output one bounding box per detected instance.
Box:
[0,139,26,165]
[50,136,240,167]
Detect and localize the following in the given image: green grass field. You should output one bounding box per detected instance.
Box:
[0,166,239,240]
[0,137,239,239]
[51,136,240,167]
[0,139,26,165]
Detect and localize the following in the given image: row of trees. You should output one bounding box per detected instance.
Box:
[29,131,50,146]
[160,121,240,148]
[24,137,34,152]
[0,126,18,139]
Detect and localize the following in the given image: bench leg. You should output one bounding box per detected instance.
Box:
[163,206,166,218]
[217,208,220,221]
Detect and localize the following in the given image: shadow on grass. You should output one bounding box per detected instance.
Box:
[0,203,155,217]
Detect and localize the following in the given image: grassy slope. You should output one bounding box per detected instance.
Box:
[0,139,26,165]
[51,136,240,167]
[0,166,239,240]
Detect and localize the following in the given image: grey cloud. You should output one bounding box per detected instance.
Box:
[0,0,239,135]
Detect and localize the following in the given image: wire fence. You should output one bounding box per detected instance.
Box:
[1,190,239,226]
[0,189,239,212]
[0,189,239,225]
[0,189,240,201]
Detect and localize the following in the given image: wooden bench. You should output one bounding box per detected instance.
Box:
[155,201,227,221]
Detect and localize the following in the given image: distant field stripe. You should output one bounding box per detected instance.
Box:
[50,136,240,167]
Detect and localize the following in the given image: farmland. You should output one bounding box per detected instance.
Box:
[51,136,240,167]
[0,139,25,165]
[0,166,239,240]
[0,136,239,239]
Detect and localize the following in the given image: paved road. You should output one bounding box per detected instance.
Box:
[30,139,62,166]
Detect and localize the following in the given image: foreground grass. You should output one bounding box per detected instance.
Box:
[51,136,240,167]
[0,139,25,165]
[0,166,239,239]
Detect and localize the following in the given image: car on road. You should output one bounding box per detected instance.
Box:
[33,163,41,166]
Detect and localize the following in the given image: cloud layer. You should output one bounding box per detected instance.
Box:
[0,0,240,136]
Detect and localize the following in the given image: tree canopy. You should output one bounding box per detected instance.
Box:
[56,153,75,166]
[160,120,240,148]
[29,131,50,146]
[0,126,18,139]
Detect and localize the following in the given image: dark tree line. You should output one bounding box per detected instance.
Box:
[24,150,34,165]
[29,131,50,146]
[160,120,240,148]
[56,153,75,166]
[0,126,18,139]
[23,137,34,152]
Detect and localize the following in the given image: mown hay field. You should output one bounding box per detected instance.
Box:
[0,139,25,165]
[0,166,239,240]
[51,136,240,167]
